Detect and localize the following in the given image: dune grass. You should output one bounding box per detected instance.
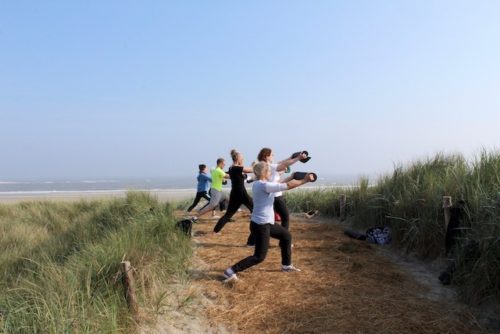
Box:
[0,192,191,333]
[286,149,500,305]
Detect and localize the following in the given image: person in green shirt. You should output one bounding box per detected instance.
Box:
[194,158,229,219]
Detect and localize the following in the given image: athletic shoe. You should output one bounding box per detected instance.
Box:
[222,268,238,283]
[190,217,198,224]
[212,215,221,219]
[246,243,255,247]
[282,264,301,272]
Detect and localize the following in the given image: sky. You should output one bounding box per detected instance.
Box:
[1,1,499,181]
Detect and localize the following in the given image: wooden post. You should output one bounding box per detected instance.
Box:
[339,194,346,221]
[442,196,452,231]
[120,261,139,320]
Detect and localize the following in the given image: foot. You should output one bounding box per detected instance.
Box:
[282,264,301,272]
[212,215,221,219]
[246,243,255,247]
[222,268,238,283]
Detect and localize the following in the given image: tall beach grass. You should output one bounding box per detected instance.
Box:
[286,149,500,305]
[0,192,191,333]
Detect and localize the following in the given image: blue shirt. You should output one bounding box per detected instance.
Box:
[197,172,212,192]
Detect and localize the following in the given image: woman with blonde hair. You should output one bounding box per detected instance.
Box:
[222,161,316,282]
[213,149,254,234]
[246,148,308,246]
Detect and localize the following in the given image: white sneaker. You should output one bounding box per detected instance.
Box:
[222,268,238,283]
[282,264,301,272]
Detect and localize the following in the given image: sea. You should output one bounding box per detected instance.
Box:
[0,174,358,195]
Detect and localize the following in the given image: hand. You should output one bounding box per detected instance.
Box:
[307,173,317,182]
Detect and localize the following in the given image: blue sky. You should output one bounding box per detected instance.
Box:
[1,1,499,180]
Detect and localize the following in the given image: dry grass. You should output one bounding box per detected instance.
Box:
[182,210,484,334]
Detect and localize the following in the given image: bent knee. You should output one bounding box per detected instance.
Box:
[253,255,267,263]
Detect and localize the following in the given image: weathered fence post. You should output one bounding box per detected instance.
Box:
[442,196,452,231]
[339,194,346,221]
[120,261,139,320]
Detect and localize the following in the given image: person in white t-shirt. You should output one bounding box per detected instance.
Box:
[222,161,315,282]
[246,148,307,246]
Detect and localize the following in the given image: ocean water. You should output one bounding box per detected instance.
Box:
[0,174,358,194]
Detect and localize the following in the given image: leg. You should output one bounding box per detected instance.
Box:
[197,189,221,217]
[213,195,242,233]
[231,222,270,273]
[198,191,212,211]
[242,192,253,212]
[269,223,292,266]
[219,193,228,211]
[187,192,203,212]
[274,196,290,230]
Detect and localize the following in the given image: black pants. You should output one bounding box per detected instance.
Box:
[232,221,292,273]
[187,191,210,212]
[274,196,290,229]
[213,190,253,233]
[247,195,290,245]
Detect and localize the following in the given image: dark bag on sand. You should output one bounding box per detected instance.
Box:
[176,219,192,237]
[366,227,391,244]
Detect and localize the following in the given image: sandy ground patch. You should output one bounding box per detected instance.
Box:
[182,210,485,334]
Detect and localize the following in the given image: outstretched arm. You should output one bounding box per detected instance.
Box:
[242,166,253,173]
[285,173,314,190]
[276,151,307,172]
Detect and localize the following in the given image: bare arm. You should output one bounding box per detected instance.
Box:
[242,166,254,173]
[285,173,314,190]
[276,151,307,172]
[280,174,294,183]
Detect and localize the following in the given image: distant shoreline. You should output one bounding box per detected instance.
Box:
[0,189,195,204]
[0,185,352,204]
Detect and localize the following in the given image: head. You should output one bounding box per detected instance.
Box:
[257,147,273,163]
[216,158,226,169]
[253,161,271,181]
[198,164,207,173]
[230,149,243,164]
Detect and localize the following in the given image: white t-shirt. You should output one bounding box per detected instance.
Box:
[269,163,283,197]
[251,180,288,224]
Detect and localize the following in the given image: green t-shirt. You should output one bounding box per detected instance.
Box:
[211,167,226,191]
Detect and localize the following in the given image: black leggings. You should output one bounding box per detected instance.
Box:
[273,196,290,229]
[232,221,292,273]
[187,191,210,212]
[213,190,253,233]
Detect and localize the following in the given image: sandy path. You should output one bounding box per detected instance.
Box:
[186,211,484,334]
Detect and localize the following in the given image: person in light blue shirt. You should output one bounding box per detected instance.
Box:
[222,161,315,282]
[187,164,212,212]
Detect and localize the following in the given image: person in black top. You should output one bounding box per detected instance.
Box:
[213,149,254,234]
